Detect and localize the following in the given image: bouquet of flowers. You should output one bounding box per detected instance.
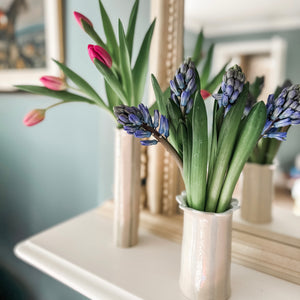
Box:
[18,0,155,127]
[114,63,300,213]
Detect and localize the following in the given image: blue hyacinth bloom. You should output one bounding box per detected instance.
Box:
[261,84,300,139]
[169,58,197,113]
[212,65,245,114]
[113,104,170,146]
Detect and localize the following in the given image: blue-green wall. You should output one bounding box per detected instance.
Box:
[0,0,150,299]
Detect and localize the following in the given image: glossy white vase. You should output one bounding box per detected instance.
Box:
[113,129,141,247]
[241,163,275,224]
[176,193,239,300]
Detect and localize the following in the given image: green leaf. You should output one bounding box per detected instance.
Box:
[118,20,134,105]
[190,92,208,211]
[93,59,128,105]
[207,101,218,186]
[105,81,120,109]
[81,21,106,49]
[151,74,167,115]
[265,138,282,164]
[191,29,204,67]
[204,62,228,93]
[148,101,158,115]
[206,83,249,212]
[132,19,156,105]
[126,0,139,60]
[217,101,267,212]
[201,44,214,88]
[52,59,107,109]
[98,0,119,64]
[15,85,96,105]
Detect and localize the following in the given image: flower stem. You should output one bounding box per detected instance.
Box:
[143,124,183,174]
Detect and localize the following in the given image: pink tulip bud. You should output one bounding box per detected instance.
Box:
[23,109,46,126]
[40,76,67,91]
[201,89,211,100]
[73,11,93,29]
[88,44,112,68]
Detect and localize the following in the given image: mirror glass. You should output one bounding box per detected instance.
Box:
[184,0,300,243]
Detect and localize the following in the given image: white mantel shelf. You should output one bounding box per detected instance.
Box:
[14,203,300,300]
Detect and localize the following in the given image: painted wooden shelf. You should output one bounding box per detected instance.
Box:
[15,202,300,300]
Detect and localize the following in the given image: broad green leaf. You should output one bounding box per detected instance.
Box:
[151,74,167,115]
[53,59,107,108]
[201,44,214,88]
[126,0,139,60]
[15,85,96,105]
[204,62,228,93]
[206,84,249,212]
[81,21,106,49]
[93,59,128,105]
[132,19,156,105]
[265,138,282,164]
[217,101,266,212]
[148,101,158,115]
[99,0,119,64]
[190,92,208,211]
[105,81,120,109]
[207,101,218,187]
[118,20,134,105]
[191,29,204,67]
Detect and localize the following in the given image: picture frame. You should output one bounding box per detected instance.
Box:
[0,0,63,91]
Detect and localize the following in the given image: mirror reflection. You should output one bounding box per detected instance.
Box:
[184,0,300,235]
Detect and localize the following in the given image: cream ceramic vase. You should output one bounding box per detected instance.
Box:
[113,129,141,248]
[176,193,239,300]
[241,163,275,224]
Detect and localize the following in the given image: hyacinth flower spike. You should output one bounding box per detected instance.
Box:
[169,58,197,116]
[114,104,182,173]
[261,84,300,141]
[213,65,246,115]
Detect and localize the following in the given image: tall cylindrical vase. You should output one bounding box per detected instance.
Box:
[176,193,239,300]
[113,129,141,248]
[241,163,275,224]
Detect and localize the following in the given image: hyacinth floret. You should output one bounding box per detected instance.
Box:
[213,65,245,114]
[114,104,169,146]
[169,58,197,114]
[262,84,300,140]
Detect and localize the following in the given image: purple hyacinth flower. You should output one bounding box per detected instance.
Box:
[134,130,152,138]
[169,58,197,115]
[213,64,246,112]
[273,118,292,128]
[181,91,190,107]
[140,140,158,146]
[153,110,159,128]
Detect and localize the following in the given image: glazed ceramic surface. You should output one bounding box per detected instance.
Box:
[113,129,141,247]
[177,193,239,300]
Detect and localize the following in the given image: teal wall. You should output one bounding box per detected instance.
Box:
[185,29,300,171]
[0,0,150,299]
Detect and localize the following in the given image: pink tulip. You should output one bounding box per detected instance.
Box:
[23,109,46,126]
[88,44,112,68]
[73,11,93,29]
[200,89,211,100]
[40,76,67,91]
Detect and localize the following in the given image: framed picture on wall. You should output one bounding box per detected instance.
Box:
[0,0,63,91]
